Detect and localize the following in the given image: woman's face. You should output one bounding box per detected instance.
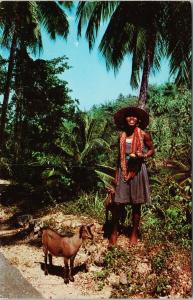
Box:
[126,115,138,127]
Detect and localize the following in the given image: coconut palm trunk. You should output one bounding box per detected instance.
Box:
[138,32,156,109]
[14,48,24,163]
[0,28,17,152]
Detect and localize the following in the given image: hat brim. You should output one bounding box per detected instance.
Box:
[114,106,149,130]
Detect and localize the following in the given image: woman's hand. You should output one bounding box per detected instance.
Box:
[107,187,115,194]
[136,151,144,158]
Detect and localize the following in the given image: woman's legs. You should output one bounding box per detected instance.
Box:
[130,204,141,244]
[108,203,141,247]
[108,203,122,248]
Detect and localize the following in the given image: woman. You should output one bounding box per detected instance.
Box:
[109,106,155,248]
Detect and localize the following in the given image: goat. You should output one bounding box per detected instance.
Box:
[42,224,94,283]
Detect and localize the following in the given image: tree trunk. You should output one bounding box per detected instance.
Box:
[0,29,17,152]
[14,49,23,163]
[138,32,156,109]
[13,47,29,163]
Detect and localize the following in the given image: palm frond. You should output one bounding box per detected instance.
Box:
[95,164,116,177]
[130,28,146,88]
[76,1,118,46]
[164,2,191,87]
[56,123,80,158]
[76,2,96,38]
[1,26,14,49]
[94,138,111,151]
[85,1,118,50]
[95,170,114,190]
[56,140,75,158]
[80,138,110,163]
[87,118,107,144]
[87,118,97,143]
[99,3,136,72]
[151,33,163,76]
[37,1,70,40]
[58,1,74,11]
[27,1,43,54]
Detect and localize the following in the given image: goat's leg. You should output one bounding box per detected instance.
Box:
[69,255,76,282]
[48,253,53,266]
[43,246,48,275]
[64,258,69,284]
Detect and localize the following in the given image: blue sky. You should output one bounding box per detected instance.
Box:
[1,6,171,111]
[39,13,171,111]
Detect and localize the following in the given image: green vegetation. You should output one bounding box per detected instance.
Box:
[1,78,191,251]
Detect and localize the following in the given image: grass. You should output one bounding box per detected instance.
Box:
[59,191,105,222]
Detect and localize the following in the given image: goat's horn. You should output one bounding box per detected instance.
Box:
[89,223,94,227]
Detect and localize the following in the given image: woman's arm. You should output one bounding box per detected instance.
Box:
[143,131,155,158]
[136,131,155,158]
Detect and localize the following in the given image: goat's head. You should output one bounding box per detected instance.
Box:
[79,224,94,240]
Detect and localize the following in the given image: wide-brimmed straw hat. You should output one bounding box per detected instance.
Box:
[114,106,149,130]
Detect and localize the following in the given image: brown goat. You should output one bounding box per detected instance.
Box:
[42,224,94,283]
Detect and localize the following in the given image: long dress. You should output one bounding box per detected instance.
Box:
[114,142,151,204]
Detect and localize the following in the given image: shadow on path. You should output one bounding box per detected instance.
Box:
[38,261,88,280]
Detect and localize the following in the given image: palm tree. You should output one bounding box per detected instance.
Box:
[0,1,73,151]
[56,112,111,191]
[58,112,110,164]
[76,1,191,109]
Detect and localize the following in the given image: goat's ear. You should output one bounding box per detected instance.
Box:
[77,224,83,228]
